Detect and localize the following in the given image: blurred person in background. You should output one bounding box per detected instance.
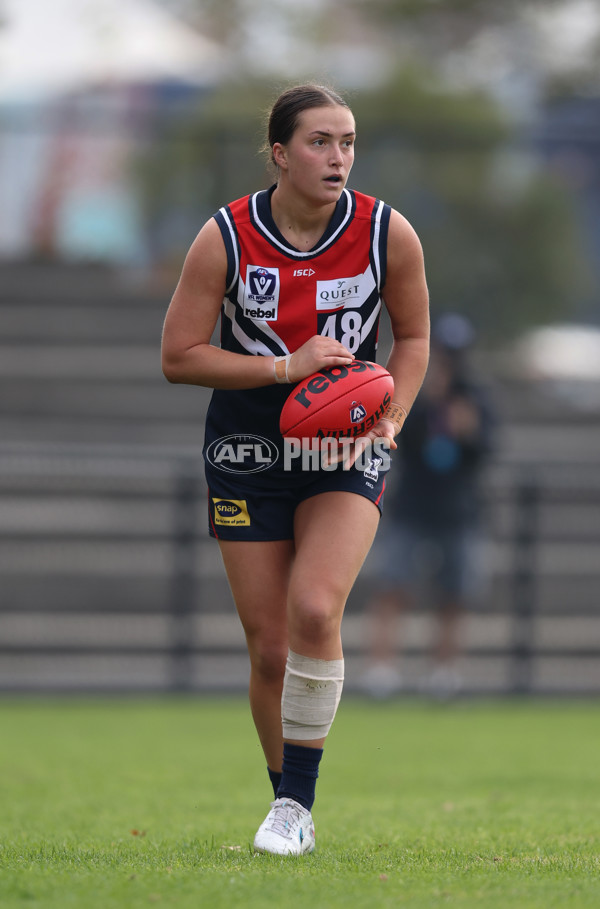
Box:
[362,313,495,700]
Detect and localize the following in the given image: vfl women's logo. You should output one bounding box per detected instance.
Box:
[349,401,367,424]
[244,265,280,320]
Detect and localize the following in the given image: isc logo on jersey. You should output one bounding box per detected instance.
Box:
[316,274,365,311]
[244,265,280,320]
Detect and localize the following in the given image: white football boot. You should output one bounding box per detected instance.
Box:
[253,798,316,855]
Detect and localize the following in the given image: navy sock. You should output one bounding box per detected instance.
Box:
[267,766,282,798]
[277,743,324,812]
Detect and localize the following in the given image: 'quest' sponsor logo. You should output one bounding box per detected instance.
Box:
[206,434,279,474]
[316,274,364,310]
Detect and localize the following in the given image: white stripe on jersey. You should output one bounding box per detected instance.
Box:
[219,206,240,293]
[251,189,353,258]
[222,278,290,357]
[361,204,384,342]
[238,272,291,353]
[371,199,384,289]
[222,297,274,356]
[360,299,382,345]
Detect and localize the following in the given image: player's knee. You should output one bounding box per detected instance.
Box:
[289,601,340,650]
[289,581,345,642]
[248,638,288,684]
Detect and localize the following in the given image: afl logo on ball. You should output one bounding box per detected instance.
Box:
[350,401,367,424]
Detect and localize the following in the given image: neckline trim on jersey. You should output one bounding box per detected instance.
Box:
[250,185,355,259]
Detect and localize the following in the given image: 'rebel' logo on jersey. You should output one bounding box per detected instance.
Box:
[244,265,280,320]
[349,401,367,424]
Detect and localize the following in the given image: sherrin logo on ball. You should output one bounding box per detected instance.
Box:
[279,360,394,446]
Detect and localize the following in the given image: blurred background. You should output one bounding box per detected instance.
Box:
[1,0,599,695]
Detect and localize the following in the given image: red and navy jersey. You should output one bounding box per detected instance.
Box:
[204,185,391,478]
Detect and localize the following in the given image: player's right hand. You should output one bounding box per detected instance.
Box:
[286,335,353,384]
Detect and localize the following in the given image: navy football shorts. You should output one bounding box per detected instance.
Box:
[205,460,387,541]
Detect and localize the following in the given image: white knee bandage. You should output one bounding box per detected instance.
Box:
[281,649,345,741]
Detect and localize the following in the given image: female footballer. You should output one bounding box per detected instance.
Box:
[161,83,430,854]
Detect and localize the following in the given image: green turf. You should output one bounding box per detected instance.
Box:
[0,697,598,908]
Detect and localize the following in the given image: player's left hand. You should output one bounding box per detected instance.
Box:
[343,419,398,469]
[321,419,398,470]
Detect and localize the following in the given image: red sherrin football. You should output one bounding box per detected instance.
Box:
[279,360,394,445]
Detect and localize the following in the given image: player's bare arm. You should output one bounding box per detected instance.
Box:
[162,219,352,390]
[383,209,430,413]
[376,209,430,438]
[348,209,429,465]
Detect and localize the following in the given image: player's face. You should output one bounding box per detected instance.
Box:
[274,105,356,204]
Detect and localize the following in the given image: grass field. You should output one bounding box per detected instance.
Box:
[0,697,598,908]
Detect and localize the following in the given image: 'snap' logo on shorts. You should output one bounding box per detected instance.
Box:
[244,266,279,320]
[212,498,251,526]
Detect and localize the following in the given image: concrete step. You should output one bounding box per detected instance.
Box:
[0,262,171,306]
[0,303,166,344]
[0,376,209,420]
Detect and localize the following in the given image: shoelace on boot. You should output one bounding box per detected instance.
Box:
[266,800,304,838]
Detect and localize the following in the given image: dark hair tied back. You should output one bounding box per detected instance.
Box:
[267,84,350,166]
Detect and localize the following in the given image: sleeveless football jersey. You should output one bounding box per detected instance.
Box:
[203,185,391,480]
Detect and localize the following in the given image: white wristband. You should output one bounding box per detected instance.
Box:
[273,354,292,384]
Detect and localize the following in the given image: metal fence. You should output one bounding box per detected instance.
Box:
[1,442,599,695]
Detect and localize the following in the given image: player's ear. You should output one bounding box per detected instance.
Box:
[272,143,287,170]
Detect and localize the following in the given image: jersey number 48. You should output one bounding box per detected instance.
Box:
[319,311,364,354]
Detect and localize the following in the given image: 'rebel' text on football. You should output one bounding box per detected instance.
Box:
[290,360,380,411]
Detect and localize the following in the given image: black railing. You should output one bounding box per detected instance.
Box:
[1,443,600,694]
[510,472,540,694]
